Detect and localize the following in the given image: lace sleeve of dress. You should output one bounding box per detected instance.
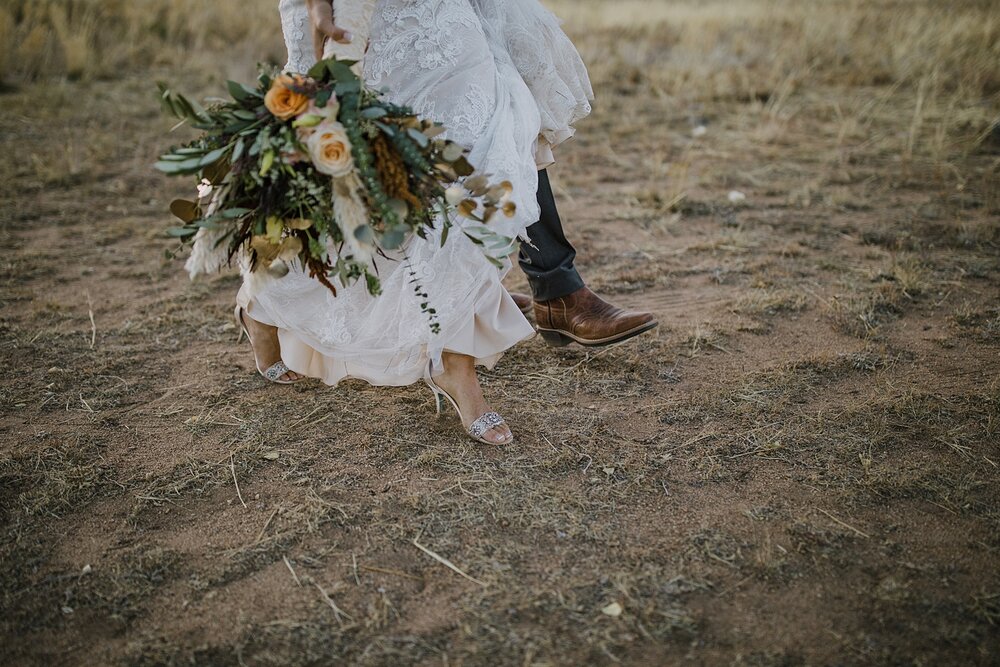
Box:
[278,0,314,73]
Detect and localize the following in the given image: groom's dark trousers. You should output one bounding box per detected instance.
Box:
[518,169,585,302]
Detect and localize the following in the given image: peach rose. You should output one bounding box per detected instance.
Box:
[307,120,354,177]
[264,74,310,121]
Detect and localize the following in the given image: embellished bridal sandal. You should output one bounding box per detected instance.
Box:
[424,363,513,445]
[234,306,303,385]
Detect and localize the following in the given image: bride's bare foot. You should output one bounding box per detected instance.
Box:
[237,309,304,383]
[431,352,513,445]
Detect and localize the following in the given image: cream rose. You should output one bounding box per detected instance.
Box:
[307,120,354,178]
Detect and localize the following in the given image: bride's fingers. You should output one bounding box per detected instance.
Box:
[311,24,353,62]
[306,0,352,61]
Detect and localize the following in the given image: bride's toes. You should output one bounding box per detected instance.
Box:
[483,424,513,445]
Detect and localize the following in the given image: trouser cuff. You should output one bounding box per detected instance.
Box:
[525,265,585,302]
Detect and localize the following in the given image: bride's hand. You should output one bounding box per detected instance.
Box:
[306,0,353,62]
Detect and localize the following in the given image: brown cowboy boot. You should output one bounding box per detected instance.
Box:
[511,292,533,317]
[533,287,657,347]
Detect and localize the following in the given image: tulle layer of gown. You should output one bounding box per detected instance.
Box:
[247,0,593,387]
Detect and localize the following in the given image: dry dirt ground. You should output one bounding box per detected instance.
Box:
[3,10,1000,667]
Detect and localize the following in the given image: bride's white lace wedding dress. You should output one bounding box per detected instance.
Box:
[242,0,592,386]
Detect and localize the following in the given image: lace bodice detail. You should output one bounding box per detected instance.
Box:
[364,2,482,85]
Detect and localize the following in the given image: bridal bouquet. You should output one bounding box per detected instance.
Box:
[155,57,516,301]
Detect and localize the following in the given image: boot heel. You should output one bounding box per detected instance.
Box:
[537,328,573,347]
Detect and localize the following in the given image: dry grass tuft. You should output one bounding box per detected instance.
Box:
[2,0,287,83]
[733,288,808,318]
[0,436,117,527]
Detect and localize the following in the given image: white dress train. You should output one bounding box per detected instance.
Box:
[242,0,593,387]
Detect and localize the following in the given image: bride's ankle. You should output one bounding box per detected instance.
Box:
[242,311,278,339]
[430,354,512,445]
[435,354,477,392]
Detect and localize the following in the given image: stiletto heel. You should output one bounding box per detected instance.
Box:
[423,361,512,445]
[234,306,303,385]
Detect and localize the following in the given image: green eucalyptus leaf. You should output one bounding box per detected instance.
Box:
[334,80,361,95]
[222,121,251,134]
[157,152,197,162]
[198,147,228,168]
[373,121,396,136]
[354,224,375,245]
[326,59,359,82]
[227,79,249,101]
[488,240,516,254]
[154,158,201,175]
[162,88,212,125]
[231,137,246,162]
[153,160,178,174]
[381,228,405,249]
[407,128,430,148]
[227,80,260,102]
[259,149,275,176]
[361,107,388,119]
[173,93,196,119]
[166,226,197,238]
[307,61,329,80]
[220,207,253,219]
[315,88,333,107]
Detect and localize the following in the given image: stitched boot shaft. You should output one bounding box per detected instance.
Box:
[511,292,533,316]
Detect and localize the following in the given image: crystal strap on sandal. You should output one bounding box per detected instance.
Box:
[468,412,505,440]
[262,361,294,383]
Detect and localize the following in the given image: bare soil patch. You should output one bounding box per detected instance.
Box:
[2,2,999,665]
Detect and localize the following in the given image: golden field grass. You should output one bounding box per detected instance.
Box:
[1,1,999,665]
